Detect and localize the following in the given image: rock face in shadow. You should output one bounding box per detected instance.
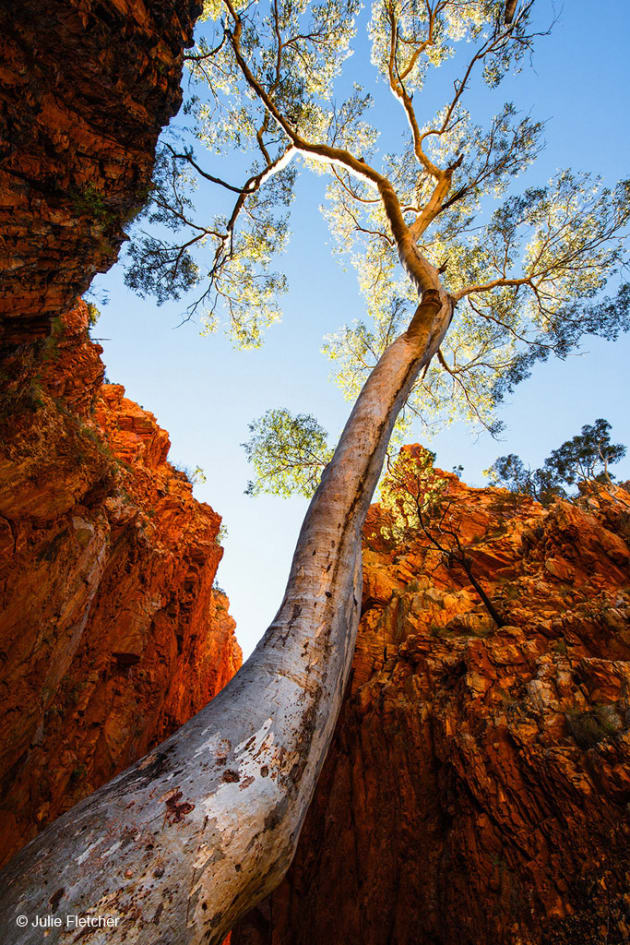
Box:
[0,303,241,860]
[234,467,630,945]
[0,0,201,346]
[0,0,244,870]
[0,304,241,866]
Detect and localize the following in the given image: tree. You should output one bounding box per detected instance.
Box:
[487,418,627,503]
[126,1,629,438]
[243,409,333,497]
[379,445,504,626]
[2,3,629,943]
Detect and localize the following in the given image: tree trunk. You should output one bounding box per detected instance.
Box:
[0,290,452,945]
[458,557,505,627]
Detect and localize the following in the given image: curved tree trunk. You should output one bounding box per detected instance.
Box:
[0,289,452,945]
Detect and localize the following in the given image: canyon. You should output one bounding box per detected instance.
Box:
[0,301,241,866]
[1,2,629,944]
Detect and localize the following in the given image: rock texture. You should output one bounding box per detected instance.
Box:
[0,0,244,871]
[0,303,241,867]
[0,0,201,347]
[234,461,630,945]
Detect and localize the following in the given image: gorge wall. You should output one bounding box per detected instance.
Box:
[0,303,241,866]
[0,0,202,347]
[0,0,242,869]
[234,462,630,945]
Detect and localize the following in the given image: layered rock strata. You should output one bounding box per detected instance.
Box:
[235,465,630,945]
[0,304,241,867]
[0,0,201,346]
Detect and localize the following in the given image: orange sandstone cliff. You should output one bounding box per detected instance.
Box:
[0,304,241,866]
[234,464,630,945]
[0,0,242,868]
[0,0,202,347]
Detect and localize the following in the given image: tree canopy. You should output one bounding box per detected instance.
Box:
[486,417,627,503]
[124,0,630,493]
[243,408,333,497]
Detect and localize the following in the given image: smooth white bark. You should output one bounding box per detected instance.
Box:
[0,290,452,945]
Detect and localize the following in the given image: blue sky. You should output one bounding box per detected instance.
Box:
[88,0,630,657]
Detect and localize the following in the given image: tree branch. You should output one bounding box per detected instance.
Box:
[223,0,442,296]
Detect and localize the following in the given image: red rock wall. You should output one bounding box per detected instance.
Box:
[0,0,201,347]
[0,304,241,866]
[234,466,630,945]
[0,0,245,870]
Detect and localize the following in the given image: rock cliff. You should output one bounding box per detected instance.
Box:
[234,460,630,945]
[0,0,244,870]
[0,303,241,866]
[0,0,201,347]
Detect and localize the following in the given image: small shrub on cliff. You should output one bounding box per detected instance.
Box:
[172,463,207,485]
[69,764,88,786]
[379,447,505,627]
[378,446,444,545]
[565,704,623,750]
[86,303,101,329]
[70,183,115,225]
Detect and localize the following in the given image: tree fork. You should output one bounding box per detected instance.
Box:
[0,291,453,945]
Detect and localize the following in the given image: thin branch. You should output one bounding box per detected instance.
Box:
[183,31,228,62]
[455,275,532,301]
[223,0,442,297]
[163,143,247,195]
